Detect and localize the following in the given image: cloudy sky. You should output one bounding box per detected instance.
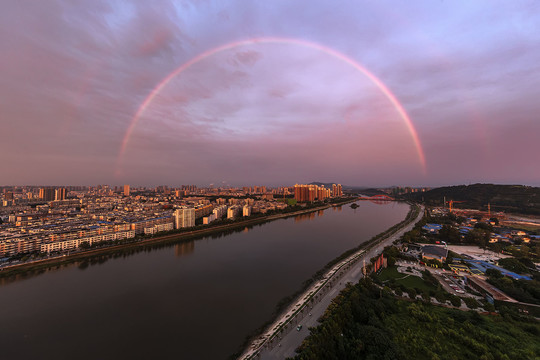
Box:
[1,1,539,187]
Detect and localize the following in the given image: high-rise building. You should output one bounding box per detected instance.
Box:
[39,187,56,201]
[55,188,67,201]
[294,184,320,202]
[174,207,195,228]
[124,185,130,197]
[295,184,338,202]
[227,205,241,219]
[332,184,343,197]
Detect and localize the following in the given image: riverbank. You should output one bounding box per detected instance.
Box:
[237,203,422,360]
[0,199,356,278]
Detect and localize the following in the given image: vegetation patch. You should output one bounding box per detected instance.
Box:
[292,279,540,360]
[486,269,540,305]
[399,183,540,216]
[377,266,439,295]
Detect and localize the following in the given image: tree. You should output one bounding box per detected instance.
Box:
[498,258,529,274]
[465,229,490,248]
[449,295,462,307]
[519,245,530,258]
[474,222,493,232]
[407,288,417,299]
[439,225,460,243]
[79,241,91,249]
[483,302,496,312]
[463,297,479,309]
[485,268,503,279]
[434,292,446,303]
[489,242,503,254]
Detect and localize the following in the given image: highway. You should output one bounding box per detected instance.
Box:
[253,206,424,360]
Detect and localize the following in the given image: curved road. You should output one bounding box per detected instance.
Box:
[256,206,424,360]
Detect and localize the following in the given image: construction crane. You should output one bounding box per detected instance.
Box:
[446,200,465,212]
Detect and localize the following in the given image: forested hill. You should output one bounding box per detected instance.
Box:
[399,184,540,215]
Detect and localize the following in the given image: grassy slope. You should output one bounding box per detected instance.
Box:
[377,267,436,293]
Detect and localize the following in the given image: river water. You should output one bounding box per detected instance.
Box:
[0,201,409,359]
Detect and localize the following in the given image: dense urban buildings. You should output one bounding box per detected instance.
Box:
[0,184,343,258]
[294,184,341,202]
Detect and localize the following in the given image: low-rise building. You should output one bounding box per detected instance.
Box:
[144,222,173,235]
[421,245,448,263]
[40,230,135,253]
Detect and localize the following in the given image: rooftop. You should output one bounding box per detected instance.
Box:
[422,245,448,258]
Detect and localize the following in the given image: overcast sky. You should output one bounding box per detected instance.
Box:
[1,1,539,187]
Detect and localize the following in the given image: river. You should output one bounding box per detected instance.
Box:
[0,201,409,359]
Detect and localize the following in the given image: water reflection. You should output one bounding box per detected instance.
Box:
[175,240,195,257]
[294,212,316,223]
[0,222,259,286]
[0,265,63,286]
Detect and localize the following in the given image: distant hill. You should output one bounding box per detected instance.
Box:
[399,183,540,215]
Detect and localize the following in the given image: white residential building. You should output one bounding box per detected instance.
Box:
[174,207,196,229]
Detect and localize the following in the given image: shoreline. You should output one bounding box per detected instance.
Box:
[237,203,421,360]
[0,199,356,277]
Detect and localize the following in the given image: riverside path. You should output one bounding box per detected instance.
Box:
[240,205,424,360]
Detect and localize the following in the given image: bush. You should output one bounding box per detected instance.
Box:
[485,268,503,279]
[498,258,532,274]
[449,295,462,307]
[435,292,446,303]
[463,297,479,309]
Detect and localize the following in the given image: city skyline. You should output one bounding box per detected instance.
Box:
[1,1,539,187]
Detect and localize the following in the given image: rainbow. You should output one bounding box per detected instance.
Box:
[119,37,426,172]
